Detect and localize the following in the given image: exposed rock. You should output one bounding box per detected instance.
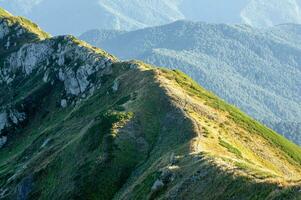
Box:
[0,20,10,39]
[151,179,164,192]
[61,65,96,96]
[0,188,9,199]
[0,112,8,131]
[169,152,177,165]
[57,54,65,66]
[76,65,91,93]
[0,135,7,148]
[160,168,175,184]
[130,63,139,69]
[58,68,65,81]
[1,34,114,100]
[5,36,10,49]
[112,79,119,92]
[60,99,67,108]
[15,26,25,37]
[0,110,25,141]
[9,110,26,125]
[40,138,51,149]
[16,175,33,200]
[43,70,50,82]
[7,42,54,75]
[63,69,81,95]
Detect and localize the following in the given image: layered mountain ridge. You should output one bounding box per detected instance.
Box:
[1,8,301,200]
[2,0,301,35]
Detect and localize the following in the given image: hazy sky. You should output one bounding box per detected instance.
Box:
[1,0,301,35]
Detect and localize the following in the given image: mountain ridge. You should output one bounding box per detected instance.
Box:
[80,20,301,145]
[2,0,301,35]
[0,8,301,200]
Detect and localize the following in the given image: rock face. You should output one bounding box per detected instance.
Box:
[0,112,8,131]
[0,13,115,150]
[112,79,119,92]
[151,179,164,192]
[3,36,113,96]
[0,20,10,39]
[0,135,7,148]
[60,99,67,108]
[7,42,54,75]
[0,34,115,146]
[9,110,26,124]
[0,110,25,148]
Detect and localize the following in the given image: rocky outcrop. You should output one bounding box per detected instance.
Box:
[151,179,164,192]
[0,26,115,152]
[9,109,26,125]
[112,79,119,92]
[7,42,54,75]
[60,99,67,108]
[0,109,26,148]
[0,19,10,39]
[1,35,114,96]
[0,111,8,131]
[0,135,7,148]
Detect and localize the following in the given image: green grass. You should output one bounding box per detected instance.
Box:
[17,17,50,39]
[219,138,243,158]
[164,69,301,166]
[131,171,160,200]
[0,8,11,17]
[0,7,49,46]
[2,62,165,199]
[67,111,136,199]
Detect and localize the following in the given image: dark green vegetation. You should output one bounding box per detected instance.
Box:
[0,8,301,200]
[80,21,301,145]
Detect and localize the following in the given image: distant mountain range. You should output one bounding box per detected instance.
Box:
[0,0,184,35]
[1,8,301,199]
[80,21,301,145]
[1,0,301,35]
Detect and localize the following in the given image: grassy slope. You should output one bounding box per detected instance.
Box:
[0,8,301,199]
[0,8,12,17]
[112,64,301,200]
[1,60,301,199]
[0,7,49,55]
[0,7,50,62]
[167,69,301,165]
[0,11,50,39]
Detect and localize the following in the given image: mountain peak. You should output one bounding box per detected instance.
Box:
[0,7,50,55]
[0,7,12,18]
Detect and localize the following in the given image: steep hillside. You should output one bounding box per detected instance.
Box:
[80,21,301,145]
[1,9,301,200]
[0,7,49,45]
